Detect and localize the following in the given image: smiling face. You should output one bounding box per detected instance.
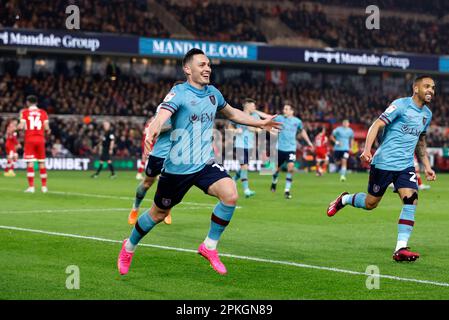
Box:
[413,77,435,105]
[183,53,211,88]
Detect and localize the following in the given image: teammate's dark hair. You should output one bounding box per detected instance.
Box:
[284,101,295,111]
[243,98,256,105]
[182,48,205,67]
[26,95,38,104]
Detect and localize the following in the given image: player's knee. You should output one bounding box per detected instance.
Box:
[150,206,169,223]
[365,200,379,210]
[221,191,238,206]
[402,192,418,205]
[143,178,154,189]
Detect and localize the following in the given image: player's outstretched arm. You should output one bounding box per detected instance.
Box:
[219,104,281,131]
[360,119,386,163]
[146,108,172,146]
[253,109,272,119]
[416,134,436,181]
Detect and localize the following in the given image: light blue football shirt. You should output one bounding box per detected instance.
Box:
[332,126,354,151]
[275,115,303,152]
[150,105,172,159]
[372,96,432,171]
[160,82,227,174]
[234,112,260,149]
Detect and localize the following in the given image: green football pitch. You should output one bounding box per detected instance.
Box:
[1,170,449,300]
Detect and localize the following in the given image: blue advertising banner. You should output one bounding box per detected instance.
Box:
[139,38,258,61]
[0,29,139,54]
[258,46,440,72]
[439,57,449,73]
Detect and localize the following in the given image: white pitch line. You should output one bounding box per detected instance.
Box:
[1,225,449,288]
[0,188,242,209]
[0,207,202,214]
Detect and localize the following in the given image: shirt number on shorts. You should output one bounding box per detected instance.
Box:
[28,116,42,130]
[409,172,417,183]
[289,154,296,161]
[212,163,225,172]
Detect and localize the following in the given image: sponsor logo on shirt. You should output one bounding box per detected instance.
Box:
[189,112,215,124]
[401,125,421,137]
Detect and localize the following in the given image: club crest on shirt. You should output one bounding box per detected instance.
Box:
[189,114,199,123]
[422,117,427,126]
[209,95,216,106]
[163,92,176,102]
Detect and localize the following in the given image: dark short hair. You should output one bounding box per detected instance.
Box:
[182,48,205,67]
[26,95,38,104]
[413,75,434,86]
[243,98,256,105]
[283,101,294,110]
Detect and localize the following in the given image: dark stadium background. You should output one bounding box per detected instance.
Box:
[1,0,448,173]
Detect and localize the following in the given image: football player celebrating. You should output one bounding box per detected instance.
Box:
[327,75,436,262]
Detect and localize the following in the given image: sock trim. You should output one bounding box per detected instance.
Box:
[211,213,230,226]
[398,219,415,226]
[135,221,148,237]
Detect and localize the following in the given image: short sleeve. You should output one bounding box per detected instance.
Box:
[350,128,354,139]
[379,100,403,125]
[160,86,183,114]
[212,87,227,111]
[297,119,303,130]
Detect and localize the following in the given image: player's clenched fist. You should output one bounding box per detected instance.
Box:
[359,150,372,163]
[424,167,436,181]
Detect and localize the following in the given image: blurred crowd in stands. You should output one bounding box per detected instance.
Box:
[0,0,170,38]
[1,0,447,54]
[1,72,448,129]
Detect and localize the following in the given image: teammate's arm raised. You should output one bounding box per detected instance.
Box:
[360,119,386,163]
[416,134,436,181]
[145,108,173,146]
[219,104,281,131]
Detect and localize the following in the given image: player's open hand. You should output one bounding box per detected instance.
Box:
[260,115,282,131]
[359,150,372,163]
[424,167,436,181]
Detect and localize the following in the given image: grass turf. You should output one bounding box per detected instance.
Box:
[1,170,449,299]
